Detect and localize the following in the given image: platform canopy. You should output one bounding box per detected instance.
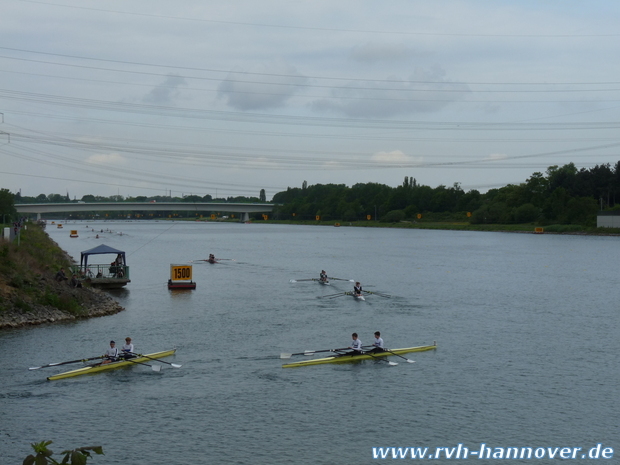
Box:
[80,244,126,267]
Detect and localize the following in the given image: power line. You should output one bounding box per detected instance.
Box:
[2,46,619,87]
[16,1,620,38]
[2,89,620,130]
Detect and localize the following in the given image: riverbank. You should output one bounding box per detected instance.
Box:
[263,219,620,235]
[0,223,124,329]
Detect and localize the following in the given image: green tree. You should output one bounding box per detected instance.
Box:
[565,196,597,225]
[259,189,266,202]
[0,188,17,222]
[381,210,406,223]
[23,440,104,465]
[514,203,540,223]
[542,187,571,223]
[182,195,203,202]
[47,193,65,203]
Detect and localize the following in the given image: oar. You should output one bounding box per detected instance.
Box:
[318,292,347,298]
[289,278,316,283]
[122,357,161,372]
[383,349,415,363]
[328,277,355,282]
[130,352,182,368]
[362,290,391,298]
[280,348,349,359]
[215,258,235,261]
[365,351,398,366]
[29,356,104,370]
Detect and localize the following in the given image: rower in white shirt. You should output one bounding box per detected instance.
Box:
[102,341,119,364]
[347,333,363,356]
[121,337,135,359]
[367,331,385,354]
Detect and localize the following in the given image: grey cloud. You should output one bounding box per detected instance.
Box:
[311,65,470,118]
[143,74,188,104]
[218,63,308,111]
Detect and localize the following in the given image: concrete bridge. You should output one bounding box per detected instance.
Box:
[15,202,276,222]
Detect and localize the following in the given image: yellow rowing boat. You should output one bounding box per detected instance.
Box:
[47,349,176,380]
[282,343,436,368]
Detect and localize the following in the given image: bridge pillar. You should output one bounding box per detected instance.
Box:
[240,212,250,222]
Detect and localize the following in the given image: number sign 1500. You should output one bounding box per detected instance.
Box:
[171,266,192,281]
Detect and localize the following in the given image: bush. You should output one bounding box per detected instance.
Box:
[514,203,540,223]
[380,210,406,223]
[23,440,104,465]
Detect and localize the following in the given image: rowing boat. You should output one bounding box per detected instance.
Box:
[348,292,365,301]
[47,349,176,380]
[282,344,436,368]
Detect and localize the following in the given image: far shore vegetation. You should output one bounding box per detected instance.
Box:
[4,162,620,235]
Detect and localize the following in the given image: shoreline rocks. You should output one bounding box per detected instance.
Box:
[0,287,124,329]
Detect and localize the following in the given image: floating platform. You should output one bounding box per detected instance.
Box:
[168,264,195,290]
[168,280,196,290]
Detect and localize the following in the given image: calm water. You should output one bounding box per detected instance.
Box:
[1,221,618,464]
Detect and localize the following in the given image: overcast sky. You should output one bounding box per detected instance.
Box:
[1,0,620,201]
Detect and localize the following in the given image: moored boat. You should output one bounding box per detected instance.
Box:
[72,244,131,289]
[282,344,436,368]
[47,349,176,380]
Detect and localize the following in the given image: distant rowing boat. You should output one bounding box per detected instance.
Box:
[47,349,176,380]
[282,344,436,368]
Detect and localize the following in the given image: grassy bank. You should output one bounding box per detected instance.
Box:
[262,219,620,235]
[0,223,126,327]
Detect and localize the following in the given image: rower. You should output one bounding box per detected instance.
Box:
[208,254,216,264]
[121,337,135,359]
[102,341,119,364]
[353,281,362,295]
[319,270,328,282]
[366,331,385,354]
[346,333,363,356]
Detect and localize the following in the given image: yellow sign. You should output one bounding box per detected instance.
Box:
[467,212,472,217]
[316,215,320,221]
[170,265,192,281]
[417,214,422,219]
[211,214,216,219]
[367,215,371,220]
[262,214,268,220]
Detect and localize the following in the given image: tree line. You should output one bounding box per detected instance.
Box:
[2,162,620,226]
[272,162,620,226]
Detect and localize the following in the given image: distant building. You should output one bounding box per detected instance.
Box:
[597,211,620,228]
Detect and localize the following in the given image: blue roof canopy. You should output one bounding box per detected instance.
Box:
[80,244,126,267]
